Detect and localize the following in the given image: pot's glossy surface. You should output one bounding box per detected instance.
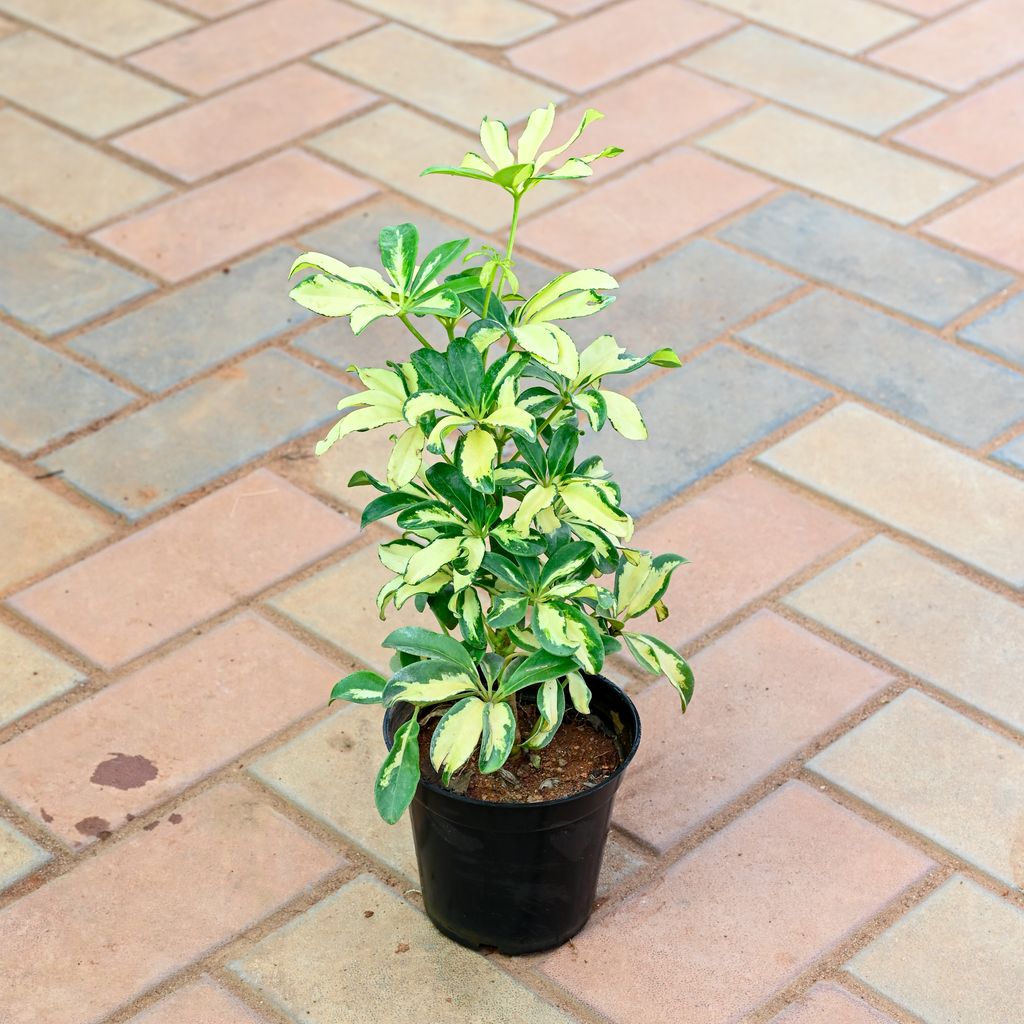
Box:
[383,675,641,955]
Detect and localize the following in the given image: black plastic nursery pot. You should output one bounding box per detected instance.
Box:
[382,673,641,955]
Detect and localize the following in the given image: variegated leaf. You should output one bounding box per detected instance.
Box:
[387,424,426,489]
[567,671,591,714]
[329,670,387,705]
[558,481,633,540]
[458,427,498,492]
[383,659,480,706]
[600,389,648,440]
[622,632,695,711]
[375,716,420,823]
[431,696,486,785]
[478,700,516,774]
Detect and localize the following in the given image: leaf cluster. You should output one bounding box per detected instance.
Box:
[289,104,694,822]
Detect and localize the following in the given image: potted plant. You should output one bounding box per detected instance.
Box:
[288,104,694,955]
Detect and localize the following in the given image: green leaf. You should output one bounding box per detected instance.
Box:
[517,103,555,163]
[375,717,420,824]
[383,659,480,706]
[361,491,425,529]
[623,632,695,711]
[600,389,648,440]
[431,696,486,785]
[482,551,530,590]
[329,670,387,705]
[386,425,425,489]
[479,116,514,169]
[378,223,418,291]
[453,587,486,650]
[396,500,465,535]
[405,536,463,584]
[567,671,591,714]
[615,549,687,620]
[479,700,516,774]
[558,481,633,540]
[536,107,603,171]
[481,351,531,408]
[498,649,576,698]
[383,626,478,675]
[513,483,557,535]
[545,424,580,479]
[487,591,528,628]
[524,680,565,750]
[539,541,594,590]
[490,521,547,556]
[572,389,607,431]
[409,237,470,296]
[457,428,497,493]
[519,270,617,324]
[446,337,485,411]
[425,462,489,527]
[289,275,378,317]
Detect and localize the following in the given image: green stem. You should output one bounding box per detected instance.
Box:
[398,313,435,350]
[482,190,522,321]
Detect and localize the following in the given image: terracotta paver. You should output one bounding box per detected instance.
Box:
[848,875,1024,1024]
[316,23,560,132]
[92,149,376,282]
[352,0,555,45]
[0,621,82,727]
[0,0,196,56]
[870,0,1024,92]
[8,469,357,668]
[0,30,182,138]
[699,106,975,225]
[230,874,576,1024]
[3,0,1024,1016]
[268,543,419,675]
[508,0,737,92]
[520,146,773,271]
[114,63,377,183]
[0,109,169,231]
[895,69,1024,178]
[125,978,267,1024]
[758,402,1024,587]
[615,610,892,851]
[0,613,344,846]
[787,536,1024,734]
[697,0,916,55]
[129,0,378,94]
[632,472,862,646]
[768,983,898,1024]
[0,461,110,592]
[684,26,941,135]
[0,783,341,1024]
[541,782,933,1024]
[924,173,1024,274]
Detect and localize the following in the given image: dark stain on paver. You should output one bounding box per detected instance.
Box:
[90,752,158,790]
[75,816,110,837]
[39,807,53,823]
[142,821,159,831]
[168,813,182,824]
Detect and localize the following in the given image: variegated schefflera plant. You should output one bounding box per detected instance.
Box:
[289,104,694,823]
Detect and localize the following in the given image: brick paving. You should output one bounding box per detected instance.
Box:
[0,2,1021,1022]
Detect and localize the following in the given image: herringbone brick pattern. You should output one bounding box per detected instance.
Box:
[0,1,1021,1022]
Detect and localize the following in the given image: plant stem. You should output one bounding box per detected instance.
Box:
[482,190,522,321]
[398,313,435,350]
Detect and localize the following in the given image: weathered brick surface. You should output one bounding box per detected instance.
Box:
[3,2,1023,1019]
[0,783,341,1024]
[541,783,932,1024]
[9,470,356,667]
[0,613,345,846]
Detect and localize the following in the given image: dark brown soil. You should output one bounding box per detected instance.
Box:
[417,702,621,804]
